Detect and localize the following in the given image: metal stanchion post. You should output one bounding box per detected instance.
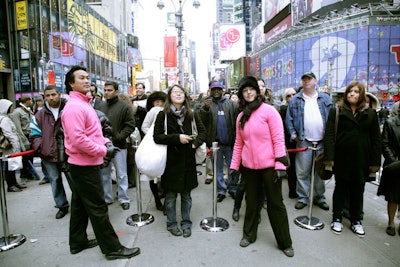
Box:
[200,142,229,232]
[126,140,154,227]
[0,150,35,252]
[294,142,324,230]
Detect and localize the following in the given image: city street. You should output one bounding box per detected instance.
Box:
[1,164,400,267]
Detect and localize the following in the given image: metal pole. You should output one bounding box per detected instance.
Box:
[294,142,324,230]
[0,151,33,251]
[200,142,229,232]
[176,2,184,86]
[126,140,154,227]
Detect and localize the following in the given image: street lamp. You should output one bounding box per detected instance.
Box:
[157,0,200,86]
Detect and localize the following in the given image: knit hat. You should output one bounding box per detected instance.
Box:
[237,76,260,99]
[34,94,44,102]
[146,91,167,111]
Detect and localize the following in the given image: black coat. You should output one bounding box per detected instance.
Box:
[324,105,381,182]
[153,111,206,193]
[377,116,400,198]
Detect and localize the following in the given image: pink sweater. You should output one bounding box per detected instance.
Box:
[61,91,108,166]
[230,103,286,171]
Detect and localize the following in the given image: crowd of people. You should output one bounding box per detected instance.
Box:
[1,65,399,261]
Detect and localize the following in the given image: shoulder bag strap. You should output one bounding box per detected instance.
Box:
[334,106,339,142]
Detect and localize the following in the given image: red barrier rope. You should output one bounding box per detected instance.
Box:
[287,147,307,153]
[5,149,35,158]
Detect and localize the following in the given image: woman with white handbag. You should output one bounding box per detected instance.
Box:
[141,91,167,213]
[153,84,206,238]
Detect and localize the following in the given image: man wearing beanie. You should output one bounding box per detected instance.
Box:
[199,81,239,202]
[286,71,332,211]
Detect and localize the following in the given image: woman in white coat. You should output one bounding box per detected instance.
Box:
[0,99,28,192]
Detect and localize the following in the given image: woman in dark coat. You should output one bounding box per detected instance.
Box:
[377,103,400,236]
[324,81,381,237]
[153,84,206,238]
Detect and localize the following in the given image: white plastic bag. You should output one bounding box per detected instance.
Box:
[191,118,206,164]
[8,156,23,171]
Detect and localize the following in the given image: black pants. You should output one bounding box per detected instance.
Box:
[332,179,365,223]
[242,167,292,249]
[68,164,122,254]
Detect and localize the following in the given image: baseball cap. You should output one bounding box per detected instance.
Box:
[301,72,316,79]
[210,82,224,90]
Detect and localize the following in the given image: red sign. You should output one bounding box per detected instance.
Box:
[164,36,177,68]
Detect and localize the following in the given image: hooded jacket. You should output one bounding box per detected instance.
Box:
[0,99,22,154]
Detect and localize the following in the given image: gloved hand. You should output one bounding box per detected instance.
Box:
[275,155,290,167]
[230,169,240,178]
[105,142,120,159]
[273,170,287,183]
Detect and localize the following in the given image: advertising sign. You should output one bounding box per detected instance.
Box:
[67,0,117,62]
[219,24,246,61]
[259,24,400,95]
[15,1,28,31]
[49,32,87,66]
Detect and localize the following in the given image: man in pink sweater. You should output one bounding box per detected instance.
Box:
[61,65,140,260]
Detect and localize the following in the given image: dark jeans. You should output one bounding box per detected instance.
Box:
[241,167,292,249]
[68,164,122,254]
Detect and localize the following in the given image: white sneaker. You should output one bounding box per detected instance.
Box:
[331,221,343,235]
[351,222,365,237]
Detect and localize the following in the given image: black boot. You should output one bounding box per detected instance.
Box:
[232,208,240,222]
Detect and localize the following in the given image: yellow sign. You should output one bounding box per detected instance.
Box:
[67,0,117,61]
[15,1,28,31]
[135,64,142,72]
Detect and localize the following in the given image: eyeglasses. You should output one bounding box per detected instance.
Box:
[171,90,184,95]
[286,94,296,97]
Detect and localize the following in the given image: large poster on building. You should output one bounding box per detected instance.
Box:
[67,0,117,62]
[259,24,400,96]
[219,24,246,61]
[49,32,87,66]
[263,0,290,24]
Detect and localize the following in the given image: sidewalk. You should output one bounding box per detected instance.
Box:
[1,164,400,267]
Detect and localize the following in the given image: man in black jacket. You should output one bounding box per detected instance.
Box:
[99,81,135,210]
[199,82,239,202]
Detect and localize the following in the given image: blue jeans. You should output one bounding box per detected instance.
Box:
[42,160,69,209]
[212,144,235,195]
[100,149,129,204]
[165,191,192,230]
[295,140,326,204]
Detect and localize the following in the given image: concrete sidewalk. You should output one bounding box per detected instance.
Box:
[1,164,400,267]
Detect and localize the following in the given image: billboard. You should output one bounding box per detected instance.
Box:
[219,24,246,61]
[49,32,86,66]
[67,0,117,62]
[258,24,400,97]
[263,0,290,24]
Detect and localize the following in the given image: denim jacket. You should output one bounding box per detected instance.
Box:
[285,91,332,142]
